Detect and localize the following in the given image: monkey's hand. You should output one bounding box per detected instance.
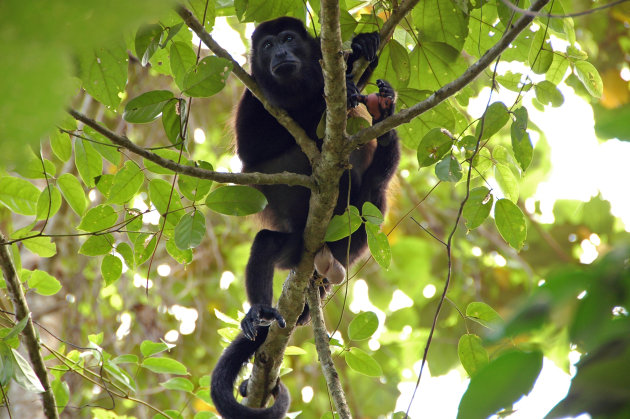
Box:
[241,304,286,341]
[348,32,380,71]
[346,75,361,109]
[357,79,396,124]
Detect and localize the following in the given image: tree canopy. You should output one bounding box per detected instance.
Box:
[0,0,629,418]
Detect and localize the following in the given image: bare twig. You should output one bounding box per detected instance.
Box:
[307,284,352,419]
[0,234,59,419]
[67,109,315,189]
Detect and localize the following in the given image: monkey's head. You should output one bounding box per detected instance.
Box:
[251,17,311,81]
[249,17,323,108]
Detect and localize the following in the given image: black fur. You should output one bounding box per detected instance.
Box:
[211,17,399,419]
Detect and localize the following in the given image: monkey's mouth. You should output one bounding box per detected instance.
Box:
[272,61,299,76]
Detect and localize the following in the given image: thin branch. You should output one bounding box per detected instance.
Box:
[0,233,59,419]
[306,284,352,419]
[68,109,315,189]
[349,0,551,149]
[352,0,421,88]
[499,0,629,19]
[175,5,320,165]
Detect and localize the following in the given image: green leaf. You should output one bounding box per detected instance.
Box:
[535,80,564,107]
[116,242,135,270]
[388,40,410,85]
[50,130,73,162]
[413,0,469,51]
[214,309,240,326]
[166,239,193,265]
[149,178,184,225]
[457,350,543,419]
[141,357,188,375]
[205,185,267,216]
[79,234,114,256]
[144,149,190,174]
[528,29,553,75]
[325,206,362,242]
[52,379,70,414]
[11,348,45,393]
[178,161,213,201]
[84,126,121,165]
[183,56,232,97]
[174,211,206,250]
[362,202,384,225]
[162,98,186,144]
[3,316,29,342]
[494,164,519,203]
[475,102,509,140]
[160,377,194,392]
[123,90,174,123]
[77,204,118,232]
[574,61,603,98]
[511,108,533,171]
[112,354,139,364]
[348,311,379,341]
[494,199,527,250]
[108,161,144,204]
[417,128,452,168]
[284,346,307,355]
[170,41,197,90]
[141,340,170,357]
[15,152,56,179]
[435,155,462,182]
[366,223,391,269]
[496,71,526,92]
[36,185,62,220]
[463,187,493,230]
[0,176,40,216]
[395,89,456,149]
[466,302,503,328]
[135,24,163,66]
[57,173,87,215]
[458,334,489,377]
[345,348,382,377]
[74,139,102,188]
[134,234,158,266]
[79,44,128,108]
[26,269,62,296]
[22,236,57,258]
[101,254,123,286]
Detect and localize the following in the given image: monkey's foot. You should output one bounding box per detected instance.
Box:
[314,245,346,284]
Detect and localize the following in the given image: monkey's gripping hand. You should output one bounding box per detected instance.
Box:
[347,32,380,74]
[241,304,286,341]
[357,79,396,124]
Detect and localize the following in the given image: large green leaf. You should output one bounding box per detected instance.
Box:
[0,177,40,216]
[457,350,543,419]
[205,186,267,216]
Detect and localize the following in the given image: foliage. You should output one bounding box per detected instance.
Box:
[0,0,628,418]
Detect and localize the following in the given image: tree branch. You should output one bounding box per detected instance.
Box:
[246,0,355,409]
[68,109,315,189]
[176,5,321,166]
[349,0,551,148]
[306,284,352,419]
[0,234,59,419]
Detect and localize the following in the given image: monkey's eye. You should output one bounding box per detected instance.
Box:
[262,40,273,49]
[284,34,294,42]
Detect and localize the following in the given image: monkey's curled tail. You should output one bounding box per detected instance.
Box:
[211,327,290,419]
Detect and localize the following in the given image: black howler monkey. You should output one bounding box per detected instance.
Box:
[211,17,400,419]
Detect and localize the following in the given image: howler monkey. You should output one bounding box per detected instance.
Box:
[211,17,400,419]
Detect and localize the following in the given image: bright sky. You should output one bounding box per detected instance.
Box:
[202,17,630,418]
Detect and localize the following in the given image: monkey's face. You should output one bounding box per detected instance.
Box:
[255,29,305,81]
